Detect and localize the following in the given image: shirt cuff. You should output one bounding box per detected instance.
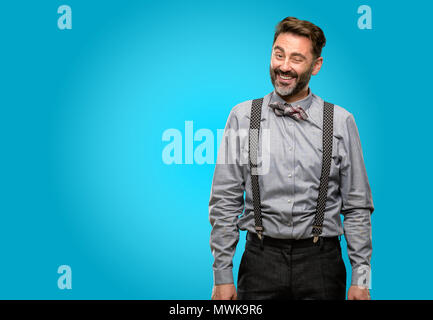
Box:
[213,269,234,285]
[351,265,371,289]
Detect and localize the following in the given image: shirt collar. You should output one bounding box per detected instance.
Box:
[269,87,314,112]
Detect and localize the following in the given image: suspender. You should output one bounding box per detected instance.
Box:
[312,101,335,243]
[249,98,265,243]
[248,98,334,247]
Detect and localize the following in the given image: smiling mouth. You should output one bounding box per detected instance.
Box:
[277,73,296,84]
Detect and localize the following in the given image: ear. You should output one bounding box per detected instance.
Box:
[311,56,323,75]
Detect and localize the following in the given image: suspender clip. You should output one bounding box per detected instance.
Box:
[312,225,322,244]
[255,226,264,250]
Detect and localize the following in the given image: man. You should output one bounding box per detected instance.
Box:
[209,17,374,300]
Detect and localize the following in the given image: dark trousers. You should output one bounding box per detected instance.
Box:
[237,232,346,300]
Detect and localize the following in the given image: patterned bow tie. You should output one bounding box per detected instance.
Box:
[268,102,308,120]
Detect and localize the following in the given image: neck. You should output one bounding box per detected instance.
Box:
[278,86,309,104]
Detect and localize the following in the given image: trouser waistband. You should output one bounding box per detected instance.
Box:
[246,231,340,249]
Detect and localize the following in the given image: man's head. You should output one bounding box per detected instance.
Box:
[270,17,326,100]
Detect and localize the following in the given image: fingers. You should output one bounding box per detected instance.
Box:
[232,291,238,300]
[211,285,237,300]
[347,286,371,300]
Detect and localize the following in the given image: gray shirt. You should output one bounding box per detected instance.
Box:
[209,88,374,287]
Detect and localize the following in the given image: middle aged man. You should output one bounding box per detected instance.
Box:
[209,16,374,300]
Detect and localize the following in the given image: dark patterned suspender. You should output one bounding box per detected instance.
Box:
[248,98,334,246]
[311,101,335,243]
[249,98,264,244]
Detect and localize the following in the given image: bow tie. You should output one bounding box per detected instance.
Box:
[268,101,308,121]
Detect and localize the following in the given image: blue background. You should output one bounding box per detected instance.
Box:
[0,0,431,299]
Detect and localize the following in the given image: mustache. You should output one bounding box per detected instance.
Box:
[273,69,298,78]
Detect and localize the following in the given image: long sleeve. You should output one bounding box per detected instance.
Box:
[339,113,374,288]
[209,109,246,285]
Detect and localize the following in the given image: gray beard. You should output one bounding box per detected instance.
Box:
[275,84,296,97]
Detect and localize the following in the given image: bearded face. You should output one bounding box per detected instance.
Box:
[270,33,320,100]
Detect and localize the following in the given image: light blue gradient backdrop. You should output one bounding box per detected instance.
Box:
[0,0,431,299]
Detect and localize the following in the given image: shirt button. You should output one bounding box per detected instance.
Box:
[288,147,293,151]
[287,199,291,203]
[288,173,292,178]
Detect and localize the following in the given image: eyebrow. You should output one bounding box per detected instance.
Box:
[273,45,285,53]
[273,45,307,60]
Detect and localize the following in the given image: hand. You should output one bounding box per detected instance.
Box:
[211,283,237,300]
[347,285,370,300]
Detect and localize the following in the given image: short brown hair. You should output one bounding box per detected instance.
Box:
[273,17,326,59]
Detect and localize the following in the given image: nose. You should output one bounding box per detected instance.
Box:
[278,58,293,73]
